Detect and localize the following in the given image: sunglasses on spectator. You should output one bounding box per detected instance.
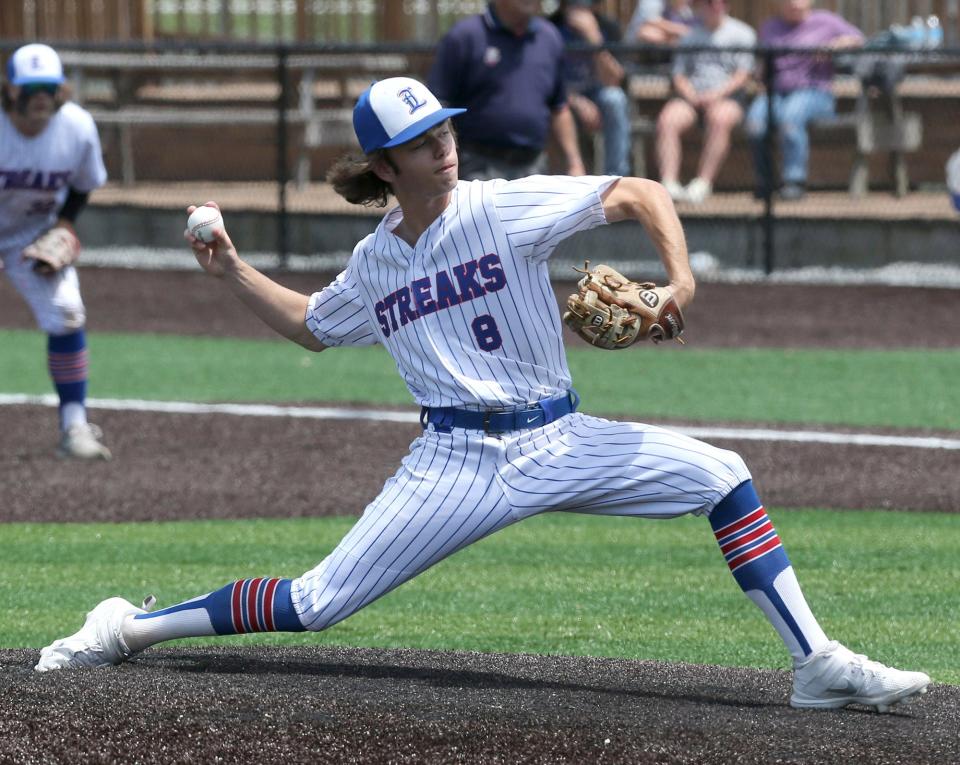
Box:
[22,83,59,96]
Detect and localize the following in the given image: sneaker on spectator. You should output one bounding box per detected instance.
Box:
[662,179,687,202]
[779,182,806,201]
[684,177,712,204]
[57,422,112,461]
[791,641,930,712]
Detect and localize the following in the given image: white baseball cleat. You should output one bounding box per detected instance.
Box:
[790,641,930,712]
[57,422,112,460]
[34,596,152,672]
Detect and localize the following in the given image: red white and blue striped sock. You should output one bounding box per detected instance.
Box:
[710,481,828,662]
[47,330,88,431]
[123,578,305,653]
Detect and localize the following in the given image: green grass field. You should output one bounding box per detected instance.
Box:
[4,328,959,428]
[2,327,958,682]
[3,512,958,682]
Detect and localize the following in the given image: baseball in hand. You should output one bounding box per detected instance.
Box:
[187,205,223,243]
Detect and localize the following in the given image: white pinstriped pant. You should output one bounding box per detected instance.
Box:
[291,412,751,631]
[1,249,85,334]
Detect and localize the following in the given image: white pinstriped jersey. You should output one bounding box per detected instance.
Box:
[0,102,106,255]
[305,175,617,408]
[292,173,754,633]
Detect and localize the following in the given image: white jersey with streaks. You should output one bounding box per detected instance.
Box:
[0,102,107,255]
[305,175,617,408]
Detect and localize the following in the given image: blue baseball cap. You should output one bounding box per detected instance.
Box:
[353,77,466,154]
[6,43,65,86]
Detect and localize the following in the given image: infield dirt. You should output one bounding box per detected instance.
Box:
[1,269,957,764]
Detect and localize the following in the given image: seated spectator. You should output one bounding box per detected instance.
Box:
[550,0,632,176]
[428,0,585,181]
[626,0,696,46]
[655,0,755,203]
[745,0,864,200]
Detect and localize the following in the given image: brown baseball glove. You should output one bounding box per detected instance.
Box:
[22,226,81,274]
[562,262,685,349]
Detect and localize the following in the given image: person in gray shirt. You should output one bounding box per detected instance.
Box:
[655,0,755,203]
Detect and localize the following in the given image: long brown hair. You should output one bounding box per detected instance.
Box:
[326,150,398,208]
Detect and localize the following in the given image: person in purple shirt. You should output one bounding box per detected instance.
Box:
[428,0,586,181]
[745,0,863,200]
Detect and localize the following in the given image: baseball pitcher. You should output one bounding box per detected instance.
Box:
[36,77,929,713]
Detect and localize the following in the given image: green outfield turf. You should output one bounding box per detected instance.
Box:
[3,511,957,683]
[3,328,959,429]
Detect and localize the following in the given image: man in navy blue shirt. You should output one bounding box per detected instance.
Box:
[428,0,586,180]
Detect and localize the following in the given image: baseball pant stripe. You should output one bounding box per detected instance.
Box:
[299,436,447,628]
[310,436,449,626]
[318,446,464,626]
[334,438,490,623]
[544,417,746,483]
[502,462,717,507]
[359,473,510,616]
[295,434,516,632]
[501,415,747,515]
[325,438,478,622]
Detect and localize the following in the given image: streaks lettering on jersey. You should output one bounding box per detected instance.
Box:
[0,168,73,191]
[375,253,506,338]
[229,577,281,633]
[712,506,783,573]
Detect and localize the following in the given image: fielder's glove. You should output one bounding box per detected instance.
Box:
[21,226,81,274]
[562,262,685,349]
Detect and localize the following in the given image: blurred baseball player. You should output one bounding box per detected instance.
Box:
[1,43,110,459]
[36,77,930,712]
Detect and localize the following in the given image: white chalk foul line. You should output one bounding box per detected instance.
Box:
[2,393,959,450]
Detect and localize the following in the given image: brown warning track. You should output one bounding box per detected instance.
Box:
[2,269,957,763]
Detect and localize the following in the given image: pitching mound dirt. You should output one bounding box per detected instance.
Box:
[2,647,955,764]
